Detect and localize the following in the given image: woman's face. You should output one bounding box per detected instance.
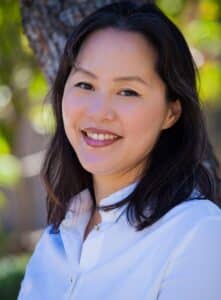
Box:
[62,27,181,185]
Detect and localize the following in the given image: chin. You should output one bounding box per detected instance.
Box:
[80,163,117,176]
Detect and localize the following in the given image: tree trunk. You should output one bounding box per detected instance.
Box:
[20,0,154,84]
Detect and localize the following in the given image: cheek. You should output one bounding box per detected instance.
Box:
[62,93,82,127]
[125,101,168,154]
[128,102,167,135]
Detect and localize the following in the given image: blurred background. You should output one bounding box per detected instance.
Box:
[0,0,221,298]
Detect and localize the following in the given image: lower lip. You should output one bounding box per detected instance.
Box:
[82,132,121,148]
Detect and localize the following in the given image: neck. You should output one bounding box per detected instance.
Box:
[93,175,141,206]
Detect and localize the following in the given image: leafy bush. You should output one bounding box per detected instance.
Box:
[0,254,30,300]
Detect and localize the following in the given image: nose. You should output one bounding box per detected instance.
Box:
[86,94,116,121]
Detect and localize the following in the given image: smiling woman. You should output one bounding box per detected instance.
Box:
[62,27,181,200]
[18,1,221,300]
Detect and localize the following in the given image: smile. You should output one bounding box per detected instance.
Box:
[81,130,122,148]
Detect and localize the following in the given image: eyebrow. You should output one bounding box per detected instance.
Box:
[72,64,150,87]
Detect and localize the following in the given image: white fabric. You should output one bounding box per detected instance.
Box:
[18,183,221,300]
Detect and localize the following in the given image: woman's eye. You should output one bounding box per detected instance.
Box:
[74,82,93,90]
[74,83,140,97]
[119,89,140,97]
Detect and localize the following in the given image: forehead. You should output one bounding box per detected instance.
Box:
[74,27,157,77]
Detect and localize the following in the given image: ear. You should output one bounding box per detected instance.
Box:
[162,99,182,130]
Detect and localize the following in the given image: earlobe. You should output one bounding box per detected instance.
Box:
[162,100,182,130]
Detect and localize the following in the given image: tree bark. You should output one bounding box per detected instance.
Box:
[20,0,154,84]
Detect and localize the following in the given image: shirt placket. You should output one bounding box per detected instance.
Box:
[66,223,106,300]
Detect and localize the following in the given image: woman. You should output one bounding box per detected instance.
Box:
[18,1,221,299]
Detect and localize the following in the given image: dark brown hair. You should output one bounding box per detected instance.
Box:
[41,1,221,232]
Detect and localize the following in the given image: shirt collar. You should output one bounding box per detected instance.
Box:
[64,180,140,225]
[60,183,202,230]
[98,180,140,223]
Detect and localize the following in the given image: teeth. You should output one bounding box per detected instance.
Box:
[86,132,118,141]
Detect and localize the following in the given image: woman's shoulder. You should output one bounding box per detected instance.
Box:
[157,189,221,237]
[166,196,221,221]
[18,223,69,299]
[24,224,64,264]
[156,196,221,300]
[144,190,221,267]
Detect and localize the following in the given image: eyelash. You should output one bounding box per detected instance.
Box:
[74,82,141,97]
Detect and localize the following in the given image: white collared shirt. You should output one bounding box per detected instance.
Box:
[18,183,221,300]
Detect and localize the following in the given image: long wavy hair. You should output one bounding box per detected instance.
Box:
[41,1,221,232]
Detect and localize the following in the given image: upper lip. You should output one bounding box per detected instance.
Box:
[82,127,121,137]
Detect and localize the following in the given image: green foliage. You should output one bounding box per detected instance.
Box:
[157,0,221,103]
[28,102,55,135]
[0,0,50,191]
[0,254,30,300]
[199,62,221,102]
[0,191,6,210]
[28,71,48,102]
[0,134,10,154]
[157,0,185,16]
[0,154,21,187]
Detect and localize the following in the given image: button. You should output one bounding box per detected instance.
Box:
[94,224,100,230]
[70,276,76,283]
